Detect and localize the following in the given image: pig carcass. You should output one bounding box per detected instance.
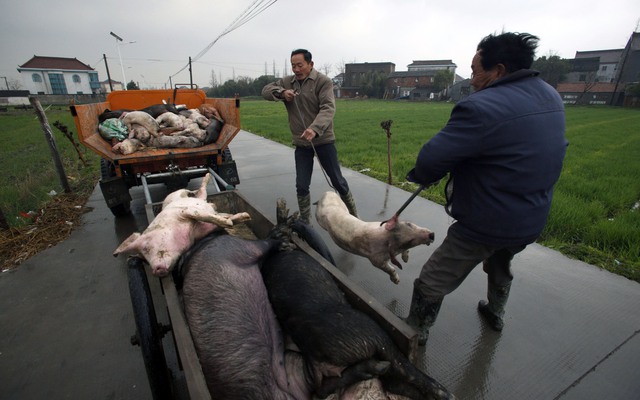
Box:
[263,203,454,400]
[120,110,160,137]
[261,249,453,400]
[113,174,250,276]
[315,191,434,284]
[181,233,309,400]
[112,137,146,155]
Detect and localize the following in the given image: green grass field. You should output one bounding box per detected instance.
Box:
[0,100,638,282]
[0,106,100,227]
[240,99,640,282]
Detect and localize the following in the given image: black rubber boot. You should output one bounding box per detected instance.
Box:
[477,282,511,331]
[340,191,358,218]
[297,194,311,224]
[404,284,443,346]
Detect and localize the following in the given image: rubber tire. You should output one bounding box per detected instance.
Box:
[100,158,131,217]
[210,148,234,191]
[127,257,173,400]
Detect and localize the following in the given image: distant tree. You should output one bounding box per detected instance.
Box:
[433,70,454,92]
[320,63,333,77]
[360,70,387,98]
[207,75,277,98]
[626,82,640,97]
[251,75,276,94]
[6,77,22,90]
[209,69,218,88]
[532,54,571,88]
[334,60,346,75]
[127,80,140,90]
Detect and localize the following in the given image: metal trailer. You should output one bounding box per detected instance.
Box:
[70,87,242,216]
[128,190,421,399]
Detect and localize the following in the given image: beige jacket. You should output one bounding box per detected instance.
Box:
[262,68,336,147]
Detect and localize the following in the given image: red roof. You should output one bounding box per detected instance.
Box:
[556,82,618,93]
[18,56,94,71]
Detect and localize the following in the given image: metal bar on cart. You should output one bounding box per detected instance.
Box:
[207,167,234,191]
[141,175,153,205]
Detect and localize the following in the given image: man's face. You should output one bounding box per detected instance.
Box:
[470,51,503,91]
[291,53,313,80]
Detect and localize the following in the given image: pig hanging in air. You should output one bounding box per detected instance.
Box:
[315,191,434,284]
[113,174,250,276]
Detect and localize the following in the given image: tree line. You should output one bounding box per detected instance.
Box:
[205,69,456,99]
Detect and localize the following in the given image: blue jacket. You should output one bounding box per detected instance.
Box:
[410,70,568,247]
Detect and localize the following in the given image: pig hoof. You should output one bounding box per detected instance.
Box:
[390,273,400,284]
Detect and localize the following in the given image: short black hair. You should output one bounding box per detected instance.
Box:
[291,49,312,63]
[477,32,539,73]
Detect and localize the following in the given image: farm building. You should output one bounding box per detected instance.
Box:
[17,56,101,95]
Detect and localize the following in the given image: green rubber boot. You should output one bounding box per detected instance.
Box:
[404,284,443,346]
[477,282,512,331]
[297,194,311,224]
[340,191,358,218]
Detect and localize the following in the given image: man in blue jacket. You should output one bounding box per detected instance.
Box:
[405,32,568,345]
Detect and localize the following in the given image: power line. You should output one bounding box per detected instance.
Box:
[167,0,277,84]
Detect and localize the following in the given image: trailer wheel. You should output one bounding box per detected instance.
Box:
[100,158,131,216]
[211,148,239,190]
[127,257,173,400]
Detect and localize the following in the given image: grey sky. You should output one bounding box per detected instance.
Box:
[1,0,638,89]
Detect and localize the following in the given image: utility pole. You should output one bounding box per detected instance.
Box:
[110,31,135,90]
[610,32,633,106]
[103,54,113,92]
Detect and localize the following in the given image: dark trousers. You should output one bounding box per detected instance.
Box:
[416,225,526,298]
[294,143,350,197]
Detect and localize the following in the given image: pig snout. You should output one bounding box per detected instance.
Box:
[394,221,435,247]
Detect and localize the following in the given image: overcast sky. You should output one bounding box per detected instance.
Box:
[1,0,639,90]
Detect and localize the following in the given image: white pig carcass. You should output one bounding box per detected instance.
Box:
[113,173,251,276]
[316,191,434,284]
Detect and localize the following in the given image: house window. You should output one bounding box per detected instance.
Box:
[579,74,586,82]
[601,66,607,71]
[48,73,68,95]
[72,74,81,83]
[32,74,42,83]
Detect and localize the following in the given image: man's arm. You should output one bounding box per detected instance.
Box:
[262,79,286,101]
[308,75,335,136]
[411,101,485,184]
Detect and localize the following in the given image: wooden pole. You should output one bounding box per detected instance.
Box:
[29,96,72,193]
[104,54,113,92]
[381,120,393,184]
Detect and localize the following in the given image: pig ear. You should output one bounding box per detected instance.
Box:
[383,216,397,231]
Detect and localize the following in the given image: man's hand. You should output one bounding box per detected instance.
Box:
[301,128,316,142]
[282,89,296,102]
[406,168,441,187]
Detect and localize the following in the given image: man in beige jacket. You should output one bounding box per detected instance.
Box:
[262,48,357,223]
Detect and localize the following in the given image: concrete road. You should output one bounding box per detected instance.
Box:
[1,130,638,400]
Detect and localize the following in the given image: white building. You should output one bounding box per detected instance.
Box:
[100,79,124,93]
[17,56,100,95]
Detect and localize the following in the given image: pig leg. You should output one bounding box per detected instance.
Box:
[315,360,391,399]
[401,250,409,263]
[372,259,400,284]
[178,205,234,228]
[194,173,211,199]
[218,211,252,224]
